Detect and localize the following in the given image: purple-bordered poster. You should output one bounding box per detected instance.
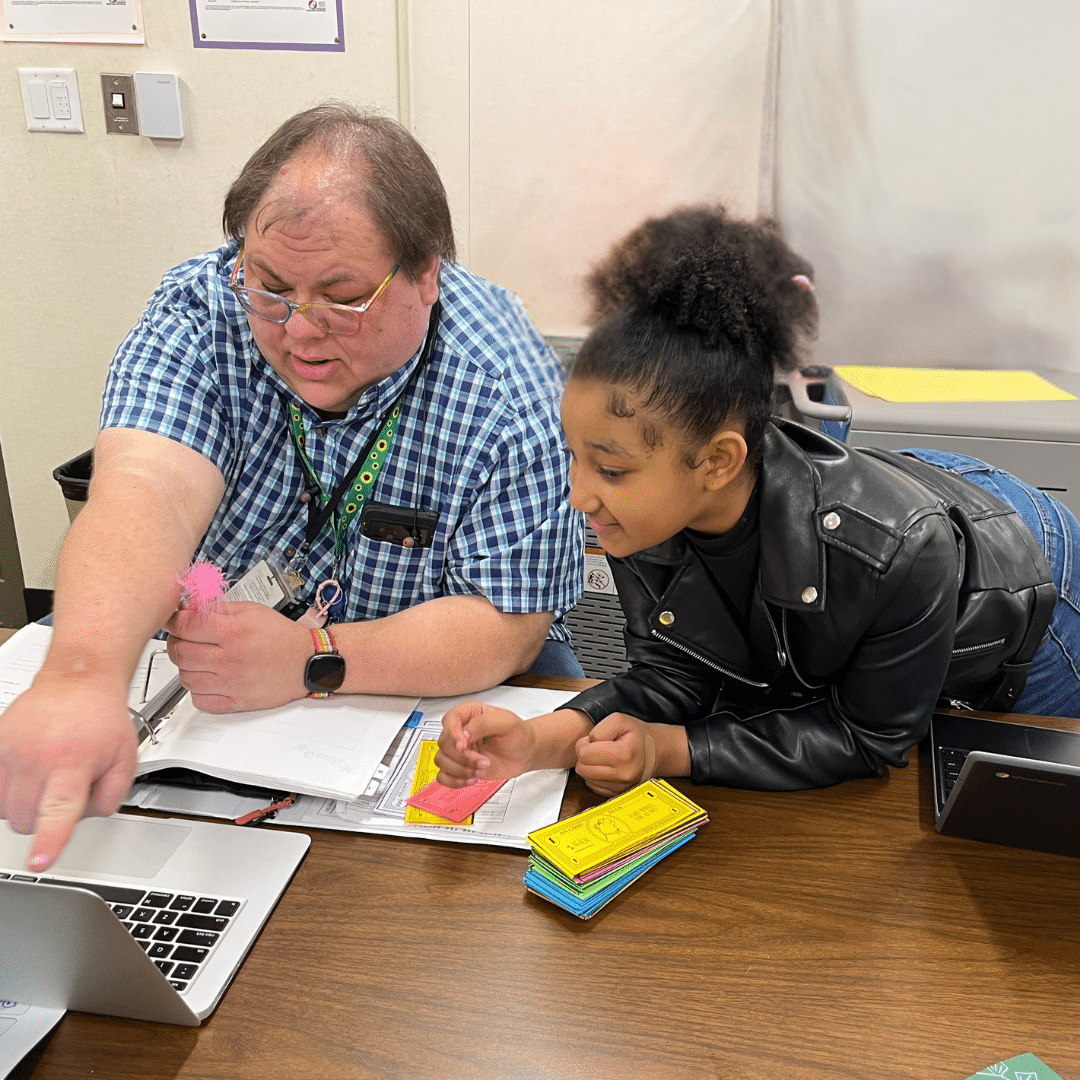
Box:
[190,0,345,52]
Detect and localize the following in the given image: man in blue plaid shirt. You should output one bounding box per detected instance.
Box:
[1,103,583,871]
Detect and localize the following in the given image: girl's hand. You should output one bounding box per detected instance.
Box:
[434,701,538,788]
[574,712,657,797]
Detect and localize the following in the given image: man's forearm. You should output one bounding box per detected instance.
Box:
[41,431,223,690]
[44,499,184,686]
[330,595,553,697]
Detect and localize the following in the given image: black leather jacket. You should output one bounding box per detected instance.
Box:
[566,420,1056,790]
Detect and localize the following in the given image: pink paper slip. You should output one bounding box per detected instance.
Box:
[405,778,506,823]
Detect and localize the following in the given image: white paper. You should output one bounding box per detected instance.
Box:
[0,624,52,712]
[223,557,291,607]
[1,0,143,43]
[135,691,419,801]
[0,625,176,716]
[0,1000,65,1080]
[127,684,577,850]
[0,624,419,803]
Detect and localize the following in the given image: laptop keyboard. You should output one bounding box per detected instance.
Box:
[939,746,970,800]
[0,871,244,993]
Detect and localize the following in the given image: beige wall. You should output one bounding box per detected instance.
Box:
[0,0,769,591]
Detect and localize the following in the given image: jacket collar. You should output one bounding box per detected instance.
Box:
[756,420,836,611]
[629,420,844,611]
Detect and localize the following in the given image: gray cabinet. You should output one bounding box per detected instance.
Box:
[844,371,1080,520]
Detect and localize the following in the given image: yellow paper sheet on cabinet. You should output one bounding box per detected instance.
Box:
[834,366,1075,404]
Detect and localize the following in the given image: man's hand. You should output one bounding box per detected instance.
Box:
[434,701,538,788]
[574,712,658,797]
[166,602,312,713]
[0,679,138,871]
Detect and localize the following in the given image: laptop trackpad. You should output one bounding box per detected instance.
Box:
[50,816,191,878]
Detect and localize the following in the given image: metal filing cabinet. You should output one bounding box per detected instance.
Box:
[842,371,1080,520]
[569,528,630,680]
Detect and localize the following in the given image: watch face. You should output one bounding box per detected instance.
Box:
[306,652,346,692]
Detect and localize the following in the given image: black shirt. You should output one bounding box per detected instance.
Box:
[684,483,761,637]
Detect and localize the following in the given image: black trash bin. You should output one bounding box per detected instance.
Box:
[52,450,93,523]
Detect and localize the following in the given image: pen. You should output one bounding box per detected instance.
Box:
[235,793,299,826]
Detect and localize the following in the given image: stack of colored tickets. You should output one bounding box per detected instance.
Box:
[524,779,708,919]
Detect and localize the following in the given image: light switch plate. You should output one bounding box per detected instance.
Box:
[18,68,84,133]
[101,73,138,135]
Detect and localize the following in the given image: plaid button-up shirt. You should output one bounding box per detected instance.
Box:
[101,242,583,638]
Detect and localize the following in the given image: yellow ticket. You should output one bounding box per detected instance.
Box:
[528,779,705,879]
[404,740,473,826]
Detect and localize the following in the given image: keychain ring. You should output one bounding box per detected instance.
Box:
[315,578,343,608]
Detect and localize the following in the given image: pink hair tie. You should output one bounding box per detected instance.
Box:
[179,558,227,614]
[791,273,815,294]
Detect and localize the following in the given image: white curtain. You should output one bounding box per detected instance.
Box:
[774,0,1080,373]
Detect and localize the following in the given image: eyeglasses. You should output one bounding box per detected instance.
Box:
[228,247,399,336]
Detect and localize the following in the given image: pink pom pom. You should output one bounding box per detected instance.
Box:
[179,559,227,614]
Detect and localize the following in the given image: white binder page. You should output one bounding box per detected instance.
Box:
[0,1000,65,1080]
[128,684,575,849]
[135,692,420,801]
[0,625,177,715]
[0,624,418,803]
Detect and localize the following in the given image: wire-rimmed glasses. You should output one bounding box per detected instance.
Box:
[228,247,399,335]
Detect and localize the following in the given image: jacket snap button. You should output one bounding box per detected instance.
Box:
[801,587,818,604]
[659,610,675,626]
[823,511,841,531]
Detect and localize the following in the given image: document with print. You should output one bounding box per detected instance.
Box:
[966,1053,1065,1080]
[0,624,177,717]
[0,623,418,803]
[191,0,344,51]
[0,999,65,1080]
[134,690,420,801]
[128,684,574,849]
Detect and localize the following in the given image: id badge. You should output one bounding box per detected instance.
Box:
[226,557,300,611]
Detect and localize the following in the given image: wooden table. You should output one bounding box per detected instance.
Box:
[9,665,1080,1079]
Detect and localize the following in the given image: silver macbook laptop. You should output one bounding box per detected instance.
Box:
[0,812,309,1025]
[929,711,1080,858]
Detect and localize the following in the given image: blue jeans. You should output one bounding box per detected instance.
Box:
[526,638,585,678]
[903,449,1080,718]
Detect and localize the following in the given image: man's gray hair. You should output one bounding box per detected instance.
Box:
[222,101,456,280]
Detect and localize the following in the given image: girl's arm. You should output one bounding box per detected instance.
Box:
[435,702,594,787]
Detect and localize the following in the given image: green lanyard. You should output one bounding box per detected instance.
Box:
[281,301,442,605]
[287,397,402,566]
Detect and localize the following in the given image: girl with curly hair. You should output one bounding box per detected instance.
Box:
[436,206,1080,795]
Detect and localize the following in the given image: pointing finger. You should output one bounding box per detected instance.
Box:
[26,768,93,872]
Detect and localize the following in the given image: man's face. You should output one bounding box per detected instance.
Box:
[241,156,439,415]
